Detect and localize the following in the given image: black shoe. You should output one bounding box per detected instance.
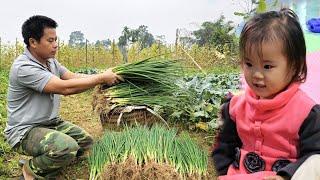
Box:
[18,159,27,167]
[19,175,25,180]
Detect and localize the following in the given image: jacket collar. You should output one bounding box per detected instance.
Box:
[245,83,300,111]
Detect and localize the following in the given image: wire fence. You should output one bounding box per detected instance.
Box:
[0,37,239,72]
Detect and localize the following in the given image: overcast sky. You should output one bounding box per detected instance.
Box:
[0,0,243,44]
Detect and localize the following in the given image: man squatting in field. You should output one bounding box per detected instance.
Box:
[4,15,122,179]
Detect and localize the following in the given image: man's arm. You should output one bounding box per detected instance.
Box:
[61,70,92,80]
[43,68,121,95]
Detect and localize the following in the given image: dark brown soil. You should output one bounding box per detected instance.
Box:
[100,158,180,180]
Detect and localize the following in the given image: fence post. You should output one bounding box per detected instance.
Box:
[92,45,95,63]
[175,28,179,56]
[112,39,115,64]
[15,38,18,58]
[85,39,88,68]
[158,40,161,55]
[0,37,2,70]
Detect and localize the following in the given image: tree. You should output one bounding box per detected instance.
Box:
[118,25,155,49]
[118,25,155,62]
[193,16,237,53]
[118,26,130,48]
[68,31,85,47]
[178,28,196,49]
[135,25,155,49]
[179,36,196,49]
[118,26,130,63]
[233,0,278,20]
[95,39,112,49]
[155,35,166,44]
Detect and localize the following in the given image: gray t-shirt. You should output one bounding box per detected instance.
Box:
[4,48,67,147]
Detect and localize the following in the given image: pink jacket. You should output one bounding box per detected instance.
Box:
[220,83,316,179]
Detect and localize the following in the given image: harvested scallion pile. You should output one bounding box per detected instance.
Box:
[103,58,188,111]
[88,125,208,180]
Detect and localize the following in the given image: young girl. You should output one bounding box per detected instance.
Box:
[212,8,320,180]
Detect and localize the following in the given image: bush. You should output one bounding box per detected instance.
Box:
[0,69,19,177]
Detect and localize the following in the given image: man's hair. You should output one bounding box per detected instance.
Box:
[22,15,58,47]
[239,8,307,83]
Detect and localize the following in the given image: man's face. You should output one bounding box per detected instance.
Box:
[31,27,58,61]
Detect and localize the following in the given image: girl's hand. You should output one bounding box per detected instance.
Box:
[263,175,285,180]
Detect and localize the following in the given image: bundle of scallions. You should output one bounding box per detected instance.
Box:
[88,125,208,180]
[104,58,188,111]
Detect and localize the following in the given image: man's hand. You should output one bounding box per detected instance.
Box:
[44,68,123,95]
[100,68,123,86]
[263,175,285,180]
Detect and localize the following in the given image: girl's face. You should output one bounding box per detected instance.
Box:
[242,40,293,99]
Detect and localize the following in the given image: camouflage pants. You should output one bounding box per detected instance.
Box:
[14,117,93,179]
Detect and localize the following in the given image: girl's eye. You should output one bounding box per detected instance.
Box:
[245,62,252,67]
[264,65,273,69]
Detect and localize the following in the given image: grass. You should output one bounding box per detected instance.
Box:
[61,91,217,179]
[0,71,218,179]
[0,70,20,178]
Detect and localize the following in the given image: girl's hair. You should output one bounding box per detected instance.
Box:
[239,8,307,83]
